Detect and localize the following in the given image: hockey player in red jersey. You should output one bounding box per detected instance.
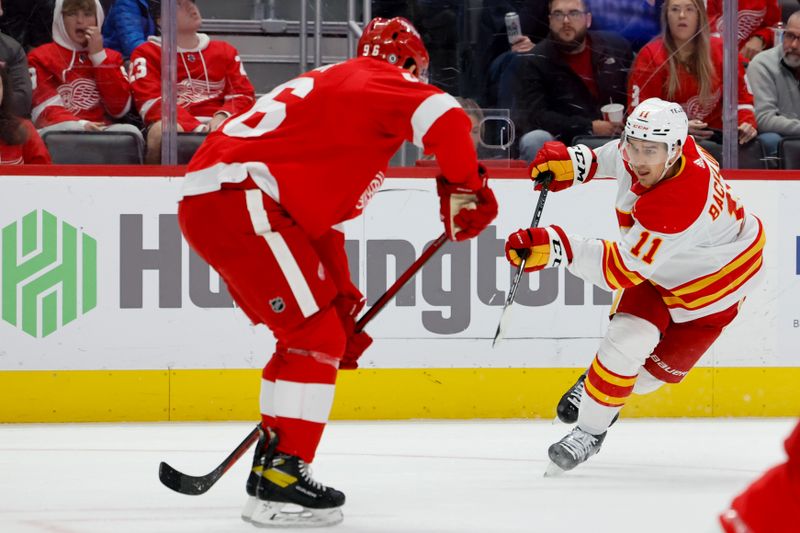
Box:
[504,98,764,474]
[130,0,255,163]
[718,420,800,533]
[178,17,498,527]
[27,0,140,144]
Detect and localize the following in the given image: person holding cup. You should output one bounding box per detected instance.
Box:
[509,0,632,162]
[627,0,758,147]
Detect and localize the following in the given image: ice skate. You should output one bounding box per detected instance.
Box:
[545,426,606,476]
[242,427,279,522]
[555,372,619,426]
[555,372,587,424]
[249,453,345,528]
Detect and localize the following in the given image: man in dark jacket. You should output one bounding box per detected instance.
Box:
[0,0,54,52]
[509,0,632,160]
[0,29,31,117]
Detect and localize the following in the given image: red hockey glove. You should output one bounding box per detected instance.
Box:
[333,293,373,370]
[437,166,498,241]
[529,141,597,192]
[504,225,573,272]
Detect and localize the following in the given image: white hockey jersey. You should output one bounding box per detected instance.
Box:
[565,136,765,322]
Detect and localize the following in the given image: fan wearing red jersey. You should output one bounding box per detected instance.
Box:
[27,0,141,147]
[130,0,255,164]
[505,98,765,475]
[177,17,497,528]
[707,0,781,60]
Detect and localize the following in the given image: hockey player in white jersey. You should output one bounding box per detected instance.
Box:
[504,98,765,474]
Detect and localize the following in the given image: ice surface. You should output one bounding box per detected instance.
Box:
[0,418,794,532]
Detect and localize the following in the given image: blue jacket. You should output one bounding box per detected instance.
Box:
[102,0,155,59]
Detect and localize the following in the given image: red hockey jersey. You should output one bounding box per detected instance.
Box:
[28,44,131,128]
[129,35,255,131]
[28,0,131,129]
[707,0,781,49]
[628,36,756,129]
[183,57,481,238]
[566,136,764,322]
[0,119,51,164]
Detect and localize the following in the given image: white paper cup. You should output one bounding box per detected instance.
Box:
[601,103,624,123]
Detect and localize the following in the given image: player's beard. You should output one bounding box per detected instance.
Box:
[551,26,588,54]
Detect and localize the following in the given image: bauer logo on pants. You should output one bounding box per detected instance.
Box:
[1,209,97,338]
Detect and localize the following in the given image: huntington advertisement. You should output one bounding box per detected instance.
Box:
[0,174,792,370]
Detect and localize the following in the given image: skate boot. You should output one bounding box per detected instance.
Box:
[545,426,607,476]
[556,371,619,426]
[241,426,279,522]
[556,373,587,424]
[250,452,345,527]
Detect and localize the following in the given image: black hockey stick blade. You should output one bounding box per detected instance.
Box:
[492,173,552,347]
[159,424,261,495]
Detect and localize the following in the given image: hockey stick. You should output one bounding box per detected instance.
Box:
[159,232,449,495]
[354,232,448,332]
[491,173,553,348]
[159,425,262,495]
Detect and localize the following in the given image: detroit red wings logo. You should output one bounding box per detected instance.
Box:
[57,78,101,113]
[714,9,766,43]
[177,78,226,106]
[683,89,721,121]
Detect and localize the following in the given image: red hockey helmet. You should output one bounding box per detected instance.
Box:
[357,17,430,82]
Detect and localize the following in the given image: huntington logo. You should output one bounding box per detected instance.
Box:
[2,210,97,338]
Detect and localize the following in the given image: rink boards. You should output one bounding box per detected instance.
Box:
[0,166,798,422]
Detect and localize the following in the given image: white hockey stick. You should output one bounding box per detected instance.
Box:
[492,173,552,347]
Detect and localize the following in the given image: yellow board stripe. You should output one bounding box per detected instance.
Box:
[584,377,627,406]
[0,368,799,422]
[591,359,637,388]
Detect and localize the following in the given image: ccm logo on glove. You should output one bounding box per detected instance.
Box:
[504,225,573,272]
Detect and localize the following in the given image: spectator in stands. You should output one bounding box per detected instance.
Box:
[102,0,156,60]
[0,0,55,52]
[747,10,800,158]
[628,0,758,146]
[131,0,255,164]
[588,0,664,51]
[474,0,549,107]
[28,0,142,151]
[510,0,632,161]
[707,0,782,60]
[0,26,31,117]
[0,66,51,164]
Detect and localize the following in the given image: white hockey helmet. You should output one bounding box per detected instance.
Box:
[622,98,689,166]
